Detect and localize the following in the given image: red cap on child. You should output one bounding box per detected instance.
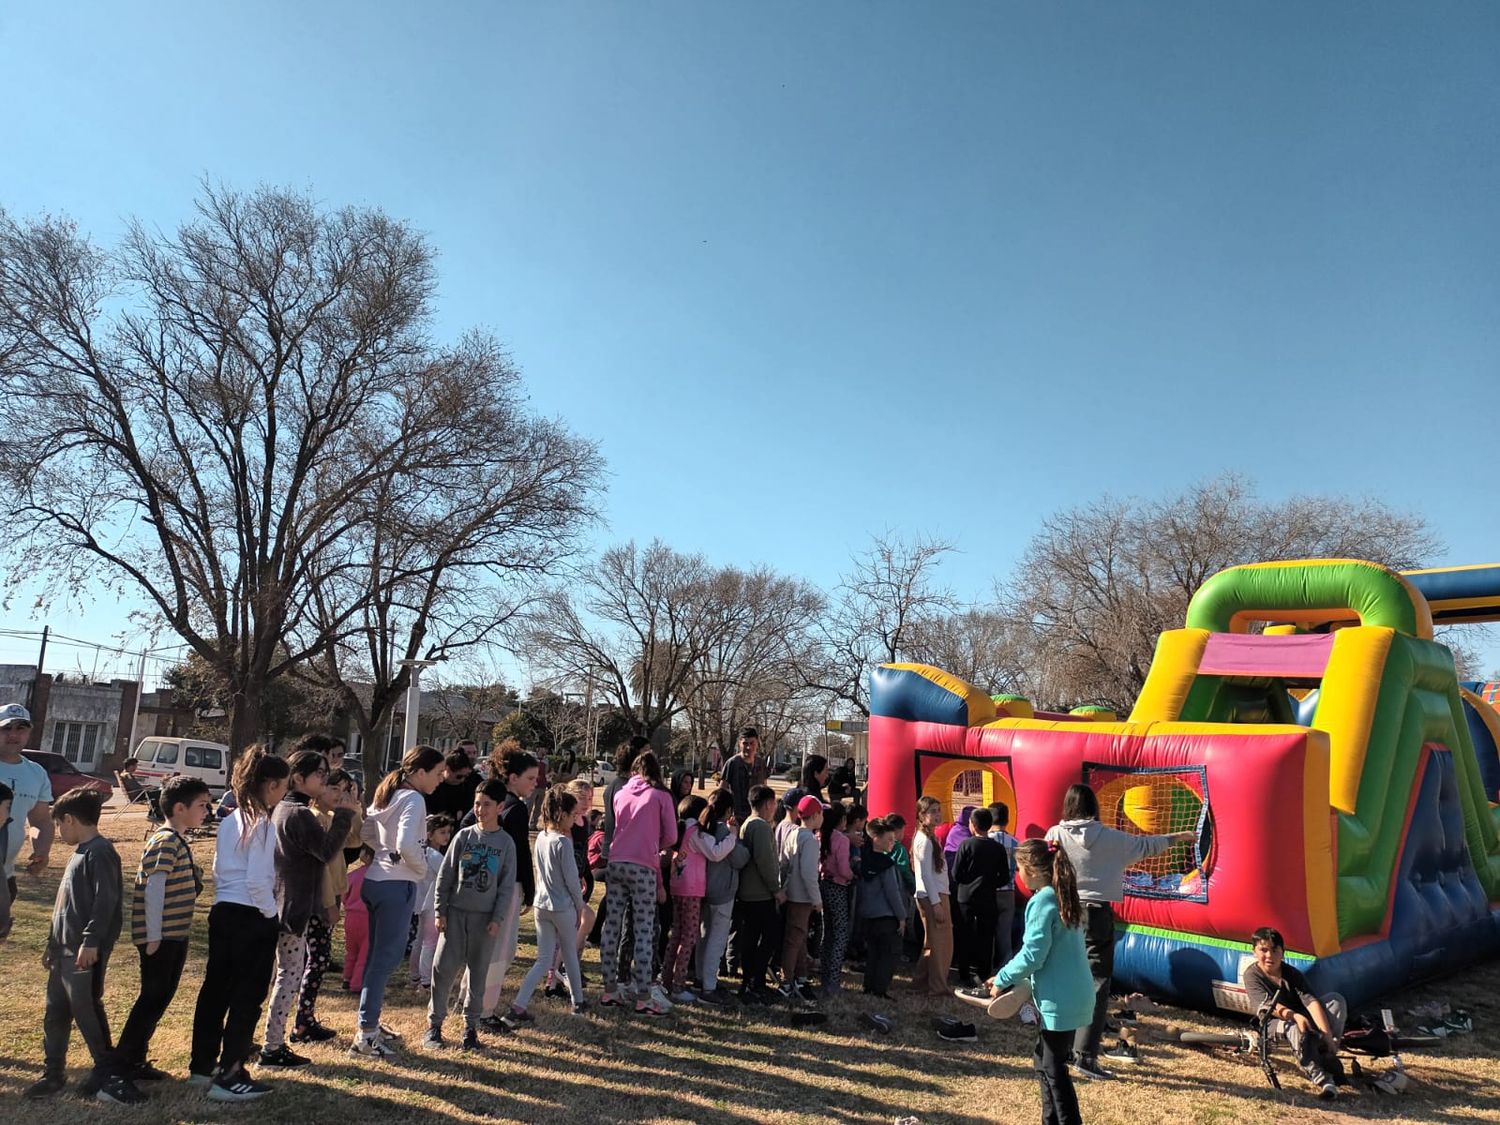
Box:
[796,795,825,818]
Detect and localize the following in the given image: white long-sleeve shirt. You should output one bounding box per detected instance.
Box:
[214,810,277,919]
[361,788,427,882]
[913,830,950,903]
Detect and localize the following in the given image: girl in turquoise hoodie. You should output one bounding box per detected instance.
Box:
[992,839,1092,1125]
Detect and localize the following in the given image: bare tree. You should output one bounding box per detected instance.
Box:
[0,185,600,756]
[1009,475,1441,712]
[905,607,1030,698]
[525,541,713,739]
[801,532,958,716]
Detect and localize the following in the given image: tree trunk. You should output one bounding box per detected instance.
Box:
[228,677,264,759]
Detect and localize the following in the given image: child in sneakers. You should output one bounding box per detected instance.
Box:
[409,814,452,988]
[855,817,906,998]
[662,794,737,1003]
[27,789,137,1105]
[259,750,358,1070]
[818,803,853,995]
[991,839,1092,1125]
[342,848,373,993]
[292,768,362,1045]
[117,775,212,1083]
[190,747,291,1101]
[426,779,515,1050]
[780,795,824,1000]
[507,786,588,1023]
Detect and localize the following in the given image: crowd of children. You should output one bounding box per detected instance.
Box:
[7,720,1350,1122]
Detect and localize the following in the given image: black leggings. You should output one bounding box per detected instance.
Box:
[1036,1027,1082,1125]
[190,903,278,1075]
[1075,902,1114,1062]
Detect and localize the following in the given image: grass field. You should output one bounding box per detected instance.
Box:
[1,803,1497,1124]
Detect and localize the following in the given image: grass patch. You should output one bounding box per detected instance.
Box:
[0,804,1497,1123]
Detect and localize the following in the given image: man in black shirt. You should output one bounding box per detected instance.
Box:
[1240,926,1345,1100]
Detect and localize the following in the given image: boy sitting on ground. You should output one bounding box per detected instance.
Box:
[1240,925,1345,1100]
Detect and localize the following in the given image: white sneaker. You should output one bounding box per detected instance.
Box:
[376,1023,403,1042]
[634,993,671,1017]
[646,984,675,1011]
[670,990,697,1004]
[349,1034,395,1059]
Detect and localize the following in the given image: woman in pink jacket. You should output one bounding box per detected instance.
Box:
[661,795,738,1003]
[599,751,678,1016]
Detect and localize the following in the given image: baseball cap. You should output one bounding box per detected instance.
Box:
[796,795,825,819]
[0,703,32,728]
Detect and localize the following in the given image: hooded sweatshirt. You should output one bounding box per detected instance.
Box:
[1044,819,1178,904]
[856,845,905,921]
[609,775,677,870]
[701,821,750,906]
[943,806,976,864]
[361,787,428,882]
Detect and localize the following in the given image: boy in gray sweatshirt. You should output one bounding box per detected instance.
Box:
[425,779,516,1050]
[28,789,140,1105]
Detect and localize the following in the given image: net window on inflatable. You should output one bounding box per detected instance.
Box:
[866,560,1500,1012]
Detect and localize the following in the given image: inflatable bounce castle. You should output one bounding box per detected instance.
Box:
[867,559,1500,1012]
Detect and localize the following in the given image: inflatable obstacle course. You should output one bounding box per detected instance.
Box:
[867,559,1500,1011]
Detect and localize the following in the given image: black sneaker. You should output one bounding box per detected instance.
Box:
[128,1060,174,1082]
[95,1074,149,1105]
[1070,1057,1114,1081]
[208,1067,272,1102]
[796,984,819,1004]
[422,1026,445,1049]
[502,1006,535,1029]
[1111,1008,1140,1026]
[461,1028,481,1050]
[1102,1040,1140,1065]
[257,1045,312,1068]
[290,1019,338,1044]
[477,1015,510,1035]
[543,981,570,1000]
[24,1073,66,1099]
[937,1018,977,1042]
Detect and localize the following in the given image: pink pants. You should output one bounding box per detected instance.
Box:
[343,910,369,992]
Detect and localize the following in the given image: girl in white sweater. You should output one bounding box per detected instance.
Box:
[354,746,445,1058]
[912,795,953,997]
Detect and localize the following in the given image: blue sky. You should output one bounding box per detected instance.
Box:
[2,1,1497,682]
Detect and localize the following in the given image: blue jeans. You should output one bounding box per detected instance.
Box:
[359,878,415,1032]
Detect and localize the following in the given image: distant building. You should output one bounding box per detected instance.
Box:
[0,664,141,776]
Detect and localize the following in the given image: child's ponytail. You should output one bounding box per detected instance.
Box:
[1015,838,1083,929]
[373,744,443,809]
[540,783,577,832]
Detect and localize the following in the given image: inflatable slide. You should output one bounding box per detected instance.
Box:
[867,559,1500,1012]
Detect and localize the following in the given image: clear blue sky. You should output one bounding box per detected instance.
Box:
[2,1,1497,679]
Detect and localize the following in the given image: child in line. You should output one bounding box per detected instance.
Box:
[473,749,539,1030]
[663,794,738,1003]
[117,775,212,1082]
[27,789,136,1104]
[189,746,290,1102]
[818,803,853,995]
[507,785,589,1022]
[292,768,362,1044]
[912,796,953,996]
[855,817,906,997]
[694,787,747,1005]
[544,778,597,999]
[425,779,516,1050]
[735,784,785,1003]
[780,795,824,1001]
[342,848,373,993]
[259,751,357,1069]
[991,840,1093,1125]
[409,814,453,988]
[986,801,1020,967]
[952,806,1008,987]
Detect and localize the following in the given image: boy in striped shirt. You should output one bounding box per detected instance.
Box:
[117,775,212,1081]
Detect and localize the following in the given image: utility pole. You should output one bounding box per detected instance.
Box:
[28,626,48,710]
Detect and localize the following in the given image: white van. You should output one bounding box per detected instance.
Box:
[132,736,232,795]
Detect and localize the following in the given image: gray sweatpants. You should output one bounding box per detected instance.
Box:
[44,945,115,1077]
[514,907,583,1010]
[430,908,499,1031]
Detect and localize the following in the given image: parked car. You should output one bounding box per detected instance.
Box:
[131,736,231,795]
[22,750,114,802]
[590,758,617,787]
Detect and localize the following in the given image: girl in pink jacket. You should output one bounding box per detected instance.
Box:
[818,804,855,995]
[662,795,737,1002]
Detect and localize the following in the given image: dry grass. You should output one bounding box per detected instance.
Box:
[1,804,1497,1124]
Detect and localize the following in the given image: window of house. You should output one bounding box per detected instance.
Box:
[53,721,104,768]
